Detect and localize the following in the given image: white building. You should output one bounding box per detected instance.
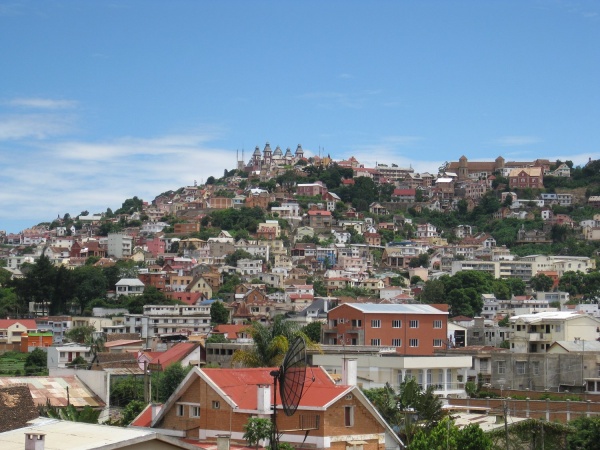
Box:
[107,233,133,258]
[115,278,145,297]
[508,311,600,353]
[47,343,92,369]
[312,353,472,398]
[124,304,212,340]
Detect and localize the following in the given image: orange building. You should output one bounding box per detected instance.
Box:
[324,303,449,355]
[20,332,53,352]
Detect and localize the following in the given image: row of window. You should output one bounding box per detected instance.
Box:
[496,360,541,375]
[370,319,443,329]
[176,401,220,417]
[370,338,444,348]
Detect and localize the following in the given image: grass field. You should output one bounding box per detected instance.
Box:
[0,351,27,375]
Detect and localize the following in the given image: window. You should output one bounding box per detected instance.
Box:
[392,320,402,328]
[433,320,442,329]
[532,361,540,376]
[392,338,402,347]
[498,361,506,375]
[351,319,362,327]
[344,406,354,427]
[190,406,200,417]
[433,339,443,347]
[409,339,419,347]
[410,320,419,328]
[516,361,526,375]
[176,404,184,416]
[212,401,220,409]
[370,338,381,346]
[371,320,381,328]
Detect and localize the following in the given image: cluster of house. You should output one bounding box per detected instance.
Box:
[2,151,600,447]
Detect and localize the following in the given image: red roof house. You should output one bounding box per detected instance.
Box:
[139,366,403,449]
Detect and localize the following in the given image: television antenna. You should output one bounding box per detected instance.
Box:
[269,336,307,449]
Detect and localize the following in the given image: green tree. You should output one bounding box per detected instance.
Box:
[232,315,312,368]
[110,375,144,407]
[243,417,273,449]
[68,355,88,368]
[225,249,256,267]
[157,362,190,402]
[530,273,554,292]
[65,325,96,343]
[301,322,322,343]
[418,279,445,304]
[206,334,228,344]
[363,383,402,431]
[121,400,146,426]
[25,348,47,375]
[567,416,600,449]
[41,402,100,424]
[210,301,230,325]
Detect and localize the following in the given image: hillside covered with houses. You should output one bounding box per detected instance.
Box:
[4,147,600,447]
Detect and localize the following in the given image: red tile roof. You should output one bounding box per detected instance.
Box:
[212,324,247,340]
[202,366,350,410]
[0,319,37,330]
[150,342,198,370]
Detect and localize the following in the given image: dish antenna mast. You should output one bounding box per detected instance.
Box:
[269,336,307,450]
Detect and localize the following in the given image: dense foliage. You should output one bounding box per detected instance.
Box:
[418,271,525,316]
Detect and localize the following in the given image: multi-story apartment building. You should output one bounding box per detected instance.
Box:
[236,259,263,276]
[106,232,133,259]
[323,303,449,356]
[508,311,600,353]
[35,316,72,344]
[124,304,212,340]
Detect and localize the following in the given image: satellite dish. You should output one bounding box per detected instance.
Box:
[269,336,308,449]
[279,335,307,416]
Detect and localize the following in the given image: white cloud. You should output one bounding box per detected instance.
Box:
[494,136,541,146]
[0,130,234,228]
[331,135,442,173]
[0,113,75,140]
[7,97,78,110]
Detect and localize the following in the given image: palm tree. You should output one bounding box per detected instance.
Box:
[232,315,316,368]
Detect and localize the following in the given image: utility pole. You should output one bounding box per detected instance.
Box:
[503,399,509,450]
[144,360,149,403]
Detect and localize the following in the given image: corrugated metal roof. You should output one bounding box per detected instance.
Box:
[0,376,104,408]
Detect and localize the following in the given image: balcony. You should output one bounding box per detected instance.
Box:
[527,332,549,342]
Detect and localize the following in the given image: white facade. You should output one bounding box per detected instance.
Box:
[312,353,472,398]
[107,233,133,258]
[508,311,600,353]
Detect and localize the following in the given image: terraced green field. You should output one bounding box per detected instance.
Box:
[0,352,27,375]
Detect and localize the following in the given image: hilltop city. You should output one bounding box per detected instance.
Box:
[2,145,600,448]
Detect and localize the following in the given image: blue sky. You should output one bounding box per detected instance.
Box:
[1,0,599,233]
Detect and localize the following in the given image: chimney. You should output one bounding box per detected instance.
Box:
[257,384,271,414]
[342,357,357,386]
[25,433,45,450]
[151,403,161,420]
[217,434,231,450]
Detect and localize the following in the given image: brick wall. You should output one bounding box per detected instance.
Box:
[448,397,600,423]
[157,374,387,448]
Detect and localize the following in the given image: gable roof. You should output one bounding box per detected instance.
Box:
[150,366,404,448]
[149,342,198,370]
[0,319,37,330]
